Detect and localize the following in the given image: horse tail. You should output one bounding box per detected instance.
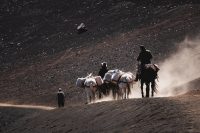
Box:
[152,65,159,94]
[152,80,158,94]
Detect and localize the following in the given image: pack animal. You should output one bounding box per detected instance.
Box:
[140,64,159,97]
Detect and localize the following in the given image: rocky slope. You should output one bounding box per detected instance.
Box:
[0,0,200,105]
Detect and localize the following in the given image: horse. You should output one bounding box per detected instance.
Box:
[118,72,135,99]
[97,82,118,99]
[102,70,135,100]
[84,77,98,103]
[140,64,159,98]
[101,69,122,99]
[76,74,103,104]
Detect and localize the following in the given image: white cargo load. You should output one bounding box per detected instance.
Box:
[103,72,112,83]
[76,78,86,88]
[84,78,97,87]
[120,72,134,83]
[111,70,124,83]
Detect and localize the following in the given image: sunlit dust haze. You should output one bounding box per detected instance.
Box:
[93,37,200,103]
[93,83,142,103]
[0,103,55,110]
[93,84,141,104]
[156,37,200,97]
[93,93,115,103]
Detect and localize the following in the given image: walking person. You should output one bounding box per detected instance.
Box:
[57,88,65,107]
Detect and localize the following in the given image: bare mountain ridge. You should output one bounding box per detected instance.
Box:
[0,0,200,105]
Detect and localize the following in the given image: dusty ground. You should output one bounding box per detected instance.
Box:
[1,78,200,133]
[1,88,200,133]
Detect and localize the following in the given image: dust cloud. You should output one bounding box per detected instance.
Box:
[93,93,114,103]
[93,37,200,103]
[156,37,200,97]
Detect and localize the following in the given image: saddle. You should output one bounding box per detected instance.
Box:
[145,64,160,72]
[137,64,160,80]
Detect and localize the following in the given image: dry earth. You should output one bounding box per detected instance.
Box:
[1,83,200,133]
[1,78,200,133]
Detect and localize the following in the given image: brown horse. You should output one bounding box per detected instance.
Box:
[140,64,159,98]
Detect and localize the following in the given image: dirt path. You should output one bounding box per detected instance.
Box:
[0,103,55,132]
[0,103,55,110]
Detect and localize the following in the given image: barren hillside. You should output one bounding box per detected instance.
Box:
[1,0,200,105]
[1,1,200,132]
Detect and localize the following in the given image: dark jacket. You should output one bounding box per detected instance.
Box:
[137,50,152,65]
[98,66,108,79]
[57,91,65,107]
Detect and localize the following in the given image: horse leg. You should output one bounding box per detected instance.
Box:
[89,96,92,103]
[94,87,98,101]
[151,80,155,97]
[85,87,90,104]
[99,91,102,99]
[90,86,96,103]
[116,84,121,100]
[146,83,150,98]
[111,84,115,99]
[113,86,118,100]
[107,83,110,96]
[118,88,123,100]
[92,91,95,102]
[141,81,144,98]
[116,84,120,99]
[127,83,130,99]
[124,87,127,99]
[97,86,102,99]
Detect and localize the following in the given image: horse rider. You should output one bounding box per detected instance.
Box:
[57,88,65,107]
[134,45,153,81]
[98,62,109,79]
